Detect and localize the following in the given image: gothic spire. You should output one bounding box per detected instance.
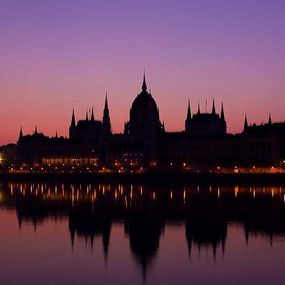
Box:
[103,93,111,136]
[34,126,38,134]
[186,100,191,120]
[268,114,272,125]
[91,107,95,121]
[185,100,192,133]
[85,110,88,121]
[104,93,109,111]
[142,71,147,92]
[212,98,216,115]
[221,103,225,122]
[18,127,23,141]
[244,115,248,131]
[71,108,76,127]
[198,103,200,114]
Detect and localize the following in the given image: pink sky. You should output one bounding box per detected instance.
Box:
[0,0,284,145]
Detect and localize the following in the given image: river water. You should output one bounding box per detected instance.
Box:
[0,181,285,285]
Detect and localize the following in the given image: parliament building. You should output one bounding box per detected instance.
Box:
[15,74,285,173]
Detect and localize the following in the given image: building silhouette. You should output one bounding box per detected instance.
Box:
[15,74,285,170]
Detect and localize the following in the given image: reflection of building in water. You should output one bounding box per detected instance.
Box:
[124,205,165,280]
[2,182,285,279]
[11,73,285,171]
[185,196,227,259]
[69,204,112,259]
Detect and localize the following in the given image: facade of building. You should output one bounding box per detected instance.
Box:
[15,75,285,172]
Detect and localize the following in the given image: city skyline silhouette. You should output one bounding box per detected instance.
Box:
[1,1,285,145]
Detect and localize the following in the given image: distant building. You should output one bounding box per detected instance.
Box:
[185,100,226,137]
[15,74,285,172]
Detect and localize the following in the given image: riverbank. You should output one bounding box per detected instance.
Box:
[1,171,285,185]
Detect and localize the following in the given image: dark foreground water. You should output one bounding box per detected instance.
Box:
[0,182,285,285]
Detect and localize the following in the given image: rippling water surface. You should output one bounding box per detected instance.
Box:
[1,182,285,285]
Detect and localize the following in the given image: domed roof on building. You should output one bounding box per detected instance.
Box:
[130,74,158,115]
[124,73,163,137]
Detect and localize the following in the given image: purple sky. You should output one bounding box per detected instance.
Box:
[0,0,285,145]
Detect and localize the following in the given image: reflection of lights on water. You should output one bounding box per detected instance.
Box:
[170,191,173,199]
[234,186,239,198]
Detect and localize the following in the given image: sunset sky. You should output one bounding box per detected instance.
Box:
[0,0,284,145]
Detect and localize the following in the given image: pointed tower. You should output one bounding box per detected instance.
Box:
[220,102,227,134]
[212,99,216,115]
[85,110,89,121]
[91,107,95,121]
[102,93,111,137]
[69,109,76,139]
[34,126,38,135]
[220,103,225,122]
[18,127,23,142]
[268,114,272,125]
[185,100,192,133]
[71,109,76,128]
[198,103,201,114]
[244,115,248,132]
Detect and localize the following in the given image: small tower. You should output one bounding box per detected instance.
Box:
[85,110,89,121]
[18,127,23,142]
[197,103,200,114]
[220,103,225,122]
[71,109,76,128]
[69,109,76,139]
[268,114,272,125]
[91,107,95,121]
[220,102,227,133]
[185,100,192,133]
[212,99,216,115]
[102,93,111,137]
[244,115,248,132]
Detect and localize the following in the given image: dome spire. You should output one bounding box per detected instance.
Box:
[142,71,147,92]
